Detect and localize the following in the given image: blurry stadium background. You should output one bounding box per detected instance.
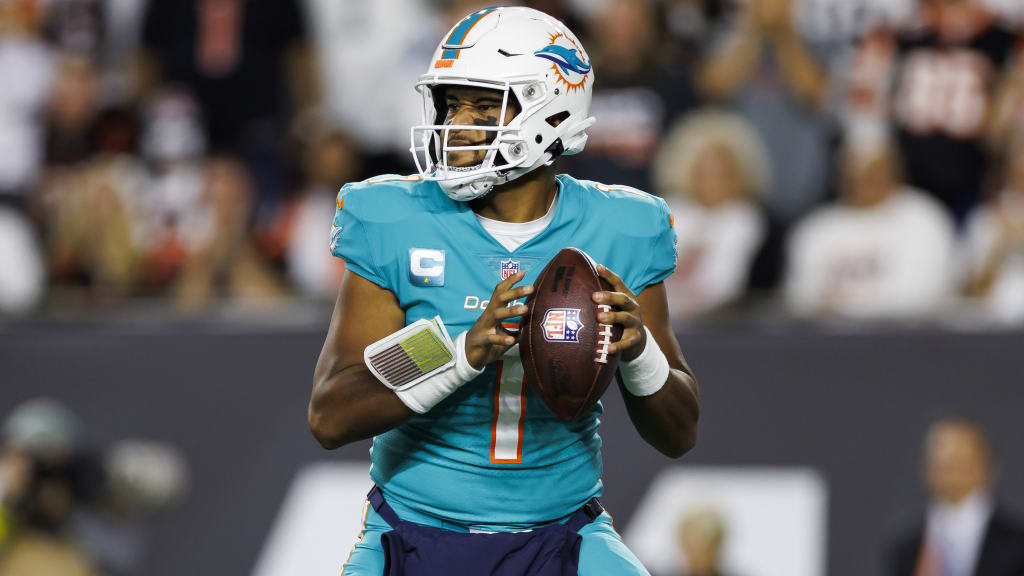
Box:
[2,0,1024,575]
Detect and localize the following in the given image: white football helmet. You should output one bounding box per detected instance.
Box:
[410,6,596,201]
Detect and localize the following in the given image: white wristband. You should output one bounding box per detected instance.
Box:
[394,331,484,414]
[619,326,670,397]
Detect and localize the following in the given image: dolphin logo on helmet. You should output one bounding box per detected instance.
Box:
[533,45,592,75]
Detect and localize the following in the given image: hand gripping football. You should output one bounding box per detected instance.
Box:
[520,248,623,421]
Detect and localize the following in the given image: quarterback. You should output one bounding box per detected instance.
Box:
[309,7,700,575]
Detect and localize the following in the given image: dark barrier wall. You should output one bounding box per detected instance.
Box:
[2,322,1023,576]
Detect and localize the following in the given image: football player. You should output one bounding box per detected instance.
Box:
[309,7,700,575]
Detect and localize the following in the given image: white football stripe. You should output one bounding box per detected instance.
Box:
[493,360,525,462]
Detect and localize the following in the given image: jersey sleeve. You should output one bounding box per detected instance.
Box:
[330,183,389,288]
[633,196,678,293]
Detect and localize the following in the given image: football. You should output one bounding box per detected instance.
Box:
[520,247,623,421]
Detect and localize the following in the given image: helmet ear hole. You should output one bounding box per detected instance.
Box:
[545,111,570,127]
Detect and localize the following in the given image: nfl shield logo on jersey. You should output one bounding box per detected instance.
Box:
[500,259,520,280]
[542,308,583,342]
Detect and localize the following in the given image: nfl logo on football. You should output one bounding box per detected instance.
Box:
[542,308,583,343]
[500,259,520,280]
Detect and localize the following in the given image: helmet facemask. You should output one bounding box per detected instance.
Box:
[412,76,578,201]
[412,79,533,201]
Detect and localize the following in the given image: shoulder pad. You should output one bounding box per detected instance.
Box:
[337,175,436,224]
[576,179,672,231]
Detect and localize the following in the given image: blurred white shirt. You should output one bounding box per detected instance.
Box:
[785,188,956,319]
[303,0,438,155]
[288,189,345,297]
[664,198,765,316]
[139,163,213,253]
[0,37,54,194]
[924,491,993,576]
[961,192,1024,324]
[0,209,45,316]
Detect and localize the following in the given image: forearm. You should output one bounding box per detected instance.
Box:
[602,280,701,459]
[620,368,700,458]
[308,365,413,450]
[699,34,763,100]
[772,29,828,107]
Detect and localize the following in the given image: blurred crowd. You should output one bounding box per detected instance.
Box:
[0,399,187,576]
[1,0,1024,324]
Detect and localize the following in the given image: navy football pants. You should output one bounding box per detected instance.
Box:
[340,500,650,575]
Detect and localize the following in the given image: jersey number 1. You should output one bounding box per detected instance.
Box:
[490,359,526,463]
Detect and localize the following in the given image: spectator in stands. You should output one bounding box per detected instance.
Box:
[0,0,54,208]
[676,507,735,576]
[172,157,284,309]
[135,89,210,290]
[138,0,317,222]
[885,418,1024,576]
[284,116,360,298]
[44,154,140,297]
[784,129,956,320]
[654,110,768,317]
[36,53,140,295]
[564,0,698,191]
[42,88,283,307]
[0,398,98,576]
[303,0,447,177]
[962,130,1024,323]
[848,0,1021,224]
[699,0,834,226]
[43,53,100,169]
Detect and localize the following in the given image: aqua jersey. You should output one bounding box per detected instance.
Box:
[330,173,676,531]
